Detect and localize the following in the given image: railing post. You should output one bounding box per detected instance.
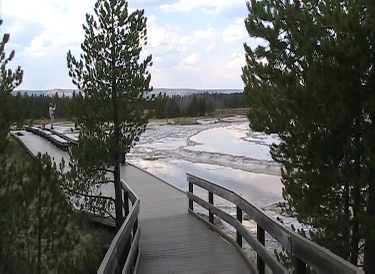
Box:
[123,190,129,217]
[133,217,138,237]
[236,206,242,248]
[120,152,126,165]
[295,258,306,274]
[189,182,193,211]
[257,224,265,274]
[209,192,214,224]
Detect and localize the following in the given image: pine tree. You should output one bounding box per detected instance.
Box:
[30,154,78,273]
[153,93,169,119]
[197,97,206,116]
[66,0,152,230]
[242,0,375,271]
[187,95,199,117]
[0,20,81,273]
[0,19,24,271]
[0,20,23,143]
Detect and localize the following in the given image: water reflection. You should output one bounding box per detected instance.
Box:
[136,137,187,151]
[187,126,273,161]
[129,158,283,208]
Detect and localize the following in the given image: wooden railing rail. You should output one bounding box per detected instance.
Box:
[187,173,364,274]
[98,179,140,274]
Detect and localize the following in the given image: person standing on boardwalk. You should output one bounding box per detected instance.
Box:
[49,103,56,129]
[41,117,46,130]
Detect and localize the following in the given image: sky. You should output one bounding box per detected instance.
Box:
[1,0,263,90]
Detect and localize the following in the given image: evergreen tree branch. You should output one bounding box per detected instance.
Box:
[95,180,115,185]
[92,206,116,221]
[79,167,114,175]
[65,187,115,203]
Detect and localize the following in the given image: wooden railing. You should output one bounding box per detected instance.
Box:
[98,179,140,274]
[187,173,364,274]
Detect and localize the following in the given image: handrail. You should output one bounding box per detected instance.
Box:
[98,179,141,274]
[187,173,364,274]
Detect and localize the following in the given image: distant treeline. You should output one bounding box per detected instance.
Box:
[149,93,247,119]
[11,92,71,123]
[11,91,246,122]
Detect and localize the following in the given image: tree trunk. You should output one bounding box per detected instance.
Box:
[111,8,123,231]
[343,180,350,259]
[0,239,2,271]
[364,181,375,273]
[114,162,123,230]
[350,202,360,264]
[37,175,42,273]
[349,81,362,265]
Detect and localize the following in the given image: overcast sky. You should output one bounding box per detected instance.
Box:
[2,0,262,90]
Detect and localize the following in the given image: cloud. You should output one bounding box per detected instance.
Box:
[145,15,193,56]
[173,52,201,72]
[194,27,218,40]
[160,0,247,16]
[132,0,178,8]
[160,0,198,12]
[222,18,246,42]
[227,52,245,70]
[183,52,200,65]
[25,34,48,57]
[206,41,216,53]
[2,0,253,90]
[155,50,246,89]
[201,2,247,17]
[143,19,219,59]
[2,0,94,59]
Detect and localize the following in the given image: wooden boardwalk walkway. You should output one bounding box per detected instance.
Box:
[13,130,253,273]
[120,164,253,273]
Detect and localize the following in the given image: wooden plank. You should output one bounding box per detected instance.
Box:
[123,190,129,217]
[12,134,37,159]
[188,209,256,272]
[120,180,138,203]
[187,192,287,273]
[257,224,265,274]
[123,227,141,274]
[208,192,214,224]
[138,214,251,273]
[189,182,193,211]
[187,173,290,246]
[121,165,253,273]
[133,218,138,237]
[296,257,307,274]
[116,201,140,263]
[50,134,68,144]
[64,133,79,145]
[134,247,141,274]
[101,248,117,274]
[98,200,140,274]
[237,206,242,248]
[41,130,53,136]
[187,173,363,274]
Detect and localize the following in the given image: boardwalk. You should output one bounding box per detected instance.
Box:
[121,165,253,273]
[13,129,254,273]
